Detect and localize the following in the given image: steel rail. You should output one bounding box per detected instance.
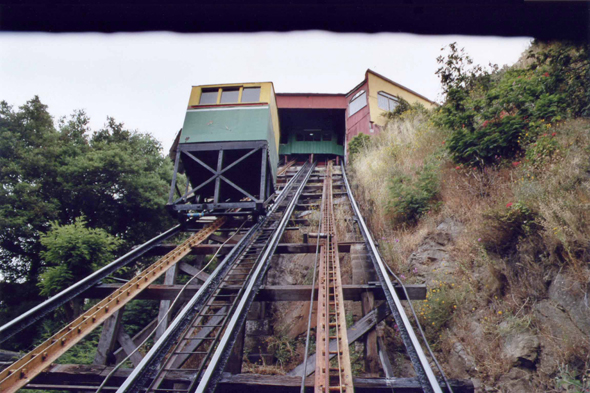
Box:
[0,225,182,343]
[115,163,311,393]
[195,161,316,393]
[341,165,443,393]
[114,219,264,393]
[0,219,225,393]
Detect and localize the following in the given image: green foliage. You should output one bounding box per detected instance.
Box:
[0,96,175,350]
[555,363,590,393]
[417,283,456,340]
[524,133,561,168]
[435,41,589,165]
[266,335,296,368]
[347,133,371,162]
[122,300,159,338]
[382,96,412,120]
[38,217,121,296]
[527,40,590,117]
[387,160,441,224]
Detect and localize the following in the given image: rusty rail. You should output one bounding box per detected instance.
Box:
[314,162,353,393]
[278,158,297,176]
[0,217,226,393]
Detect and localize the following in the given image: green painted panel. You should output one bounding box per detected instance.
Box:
[279,130,344,156]
[180,106,278,181]
[180,107,270,144]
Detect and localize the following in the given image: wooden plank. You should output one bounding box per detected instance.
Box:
[148,242,364,256]
[155,264,178,340]
[28,366,474,392]
[93,309,123,365]
[116,329,144,367]
[114,319,157,364]
[377,336,394,378]
[289,302,392,377]
[168,306,228,369]
[178,261,210,281]
[225,325,245,374]
[82,284,426,302]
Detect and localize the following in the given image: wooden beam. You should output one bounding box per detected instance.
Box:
[93,309,123,365]
[116,329,143,367]
[147,242,365,256]
[155,264,178,340]
[114,319,156,364]
[289,302,391,377]
[178,261,210,282]
[82,284,426,302]
[28,366,474,392]
[377,336,394,378]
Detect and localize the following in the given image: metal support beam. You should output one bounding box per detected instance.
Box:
[0,225,181,344]
[0,219,224,393]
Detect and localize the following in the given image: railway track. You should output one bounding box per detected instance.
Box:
[0,160,461,393]
[116,161,316,393]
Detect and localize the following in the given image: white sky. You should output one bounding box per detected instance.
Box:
[0,31,531,152]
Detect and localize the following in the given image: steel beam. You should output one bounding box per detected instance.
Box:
[0,225,181,344]
[0,219,224,393]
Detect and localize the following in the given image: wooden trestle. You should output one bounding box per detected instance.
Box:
[314,162,354,393]
[0,217,226,393]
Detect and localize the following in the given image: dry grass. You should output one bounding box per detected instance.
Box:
[514,118,590,281]
[350,109,590,389]
[350,110,447,234]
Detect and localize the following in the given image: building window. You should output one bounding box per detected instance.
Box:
[199,89,219,105]
[220,88,240,104]
[199,86,262,105]
[241,87,261,103]
[378,92,399,112]
[348,90,367,117]
[322,132,332,141]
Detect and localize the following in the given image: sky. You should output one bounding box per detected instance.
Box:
[0,31,531,152]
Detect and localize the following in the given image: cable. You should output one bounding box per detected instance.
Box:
[95,219,248,393]
[382,260,454,393]
[300,162,326,393]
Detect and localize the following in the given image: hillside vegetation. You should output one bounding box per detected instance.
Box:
[350,40,590,392]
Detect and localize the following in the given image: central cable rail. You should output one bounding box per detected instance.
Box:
[314,162,353,393]
[115,161,316,393]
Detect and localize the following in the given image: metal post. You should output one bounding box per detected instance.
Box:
[214,149,224,204]
[168,149,181,205]
[259,146,267,203]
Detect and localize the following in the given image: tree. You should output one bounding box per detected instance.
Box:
[38,217,122,319]
[0,96,176,349]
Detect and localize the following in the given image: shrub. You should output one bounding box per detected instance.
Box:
[348,133,371,162]
[382,96,412,120]
[388,160,441,224]
[435,41,588,165]
[481,201,541,256]
[524,133,561,168]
